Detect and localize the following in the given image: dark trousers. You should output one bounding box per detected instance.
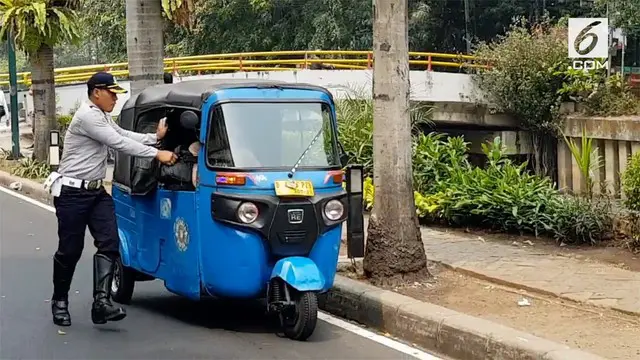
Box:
[52,185,119,299]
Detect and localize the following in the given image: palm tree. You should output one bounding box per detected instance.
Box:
[363,0,428,285]
[125,0,194,96]
[0,0,80,162]
[125,0,164,95]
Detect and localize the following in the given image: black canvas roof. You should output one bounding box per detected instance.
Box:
[120,78,335,111]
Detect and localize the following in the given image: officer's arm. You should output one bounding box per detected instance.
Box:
[78,111,159,158]
[108,118,158,145]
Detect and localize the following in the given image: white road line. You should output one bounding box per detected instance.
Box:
[0,184,442,360]
[318,312,442,360]
[0,185,56,212]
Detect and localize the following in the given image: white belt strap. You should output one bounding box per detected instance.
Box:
[60,176,103,190]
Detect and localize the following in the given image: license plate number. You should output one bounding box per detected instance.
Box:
[274,180,315,197]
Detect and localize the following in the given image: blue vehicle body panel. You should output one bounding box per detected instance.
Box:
[113,86,343,301]
[270,257,325,292]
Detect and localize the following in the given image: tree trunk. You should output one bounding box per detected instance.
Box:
[363,0,428,285]
[125,0,164,96]
[30,44,56,162]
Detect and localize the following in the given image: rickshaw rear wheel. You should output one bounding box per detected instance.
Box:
[282,291,318,341]
[111,256,135,305]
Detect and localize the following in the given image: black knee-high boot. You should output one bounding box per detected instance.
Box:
[52,255,76,326]
[91,253,126,324]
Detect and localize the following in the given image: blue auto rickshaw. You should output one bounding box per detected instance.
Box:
[109,79,365,340]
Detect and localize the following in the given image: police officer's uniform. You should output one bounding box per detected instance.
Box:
[47,72,160,326]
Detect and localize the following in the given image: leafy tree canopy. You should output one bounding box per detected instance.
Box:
[0,0,81,55]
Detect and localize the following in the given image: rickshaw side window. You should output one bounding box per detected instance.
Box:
[129,108,167,195]
[206,106,234,167]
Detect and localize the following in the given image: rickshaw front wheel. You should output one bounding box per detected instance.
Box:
[282,291,318,341]
[111,256,135,305]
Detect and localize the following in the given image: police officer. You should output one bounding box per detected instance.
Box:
[50,72,177,326]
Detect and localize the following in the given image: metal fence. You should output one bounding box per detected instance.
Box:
[0,50,484,87]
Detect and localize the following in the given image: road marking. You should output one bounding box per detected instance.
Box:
[318,312,442,359]
[0,185,56,212]
[0,184,442,360]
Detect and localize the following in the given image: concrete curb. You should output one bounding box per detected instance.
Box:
[0,170,52,205]
[320,276,606,360]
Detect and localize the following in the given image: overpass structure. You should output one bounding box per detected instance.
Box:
[0,50,528,154]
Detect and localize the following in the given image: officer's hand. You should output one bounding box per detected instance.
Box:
[156,150,178,165]
[156,117,168,140]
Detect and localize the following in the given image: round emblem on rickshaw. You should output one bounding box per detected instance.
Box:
[173,217,189,252]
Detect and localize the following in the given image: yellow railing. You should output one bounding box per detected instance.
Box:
[0,50,483,87]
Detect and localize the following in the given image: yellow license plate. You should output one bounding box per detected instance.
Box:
[274,180,315,197]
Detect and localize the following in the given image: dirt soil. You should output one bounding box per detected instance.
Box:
[339,259,640,360]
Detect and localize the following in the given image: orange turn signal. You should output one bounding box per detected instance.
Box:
[216,173,246,186]
[324,170,344,184]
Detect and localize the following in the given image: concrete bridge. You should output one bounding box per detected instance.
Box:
[8,69,517,127]
[3,69,529,156]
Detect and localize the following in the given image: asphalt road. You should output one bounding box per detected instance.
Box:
[0,187,441,360]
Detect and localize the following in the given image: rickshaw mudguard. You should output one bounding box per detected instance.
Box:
[117,228,132,267]
[270,257,326,292]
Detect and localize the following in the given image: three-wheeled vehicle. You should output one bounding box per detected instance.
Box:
[110,79,365,341]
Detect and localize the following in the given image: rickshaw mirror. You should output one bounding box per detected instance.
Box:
[339,153,349,168]
[338,141,349,168]
[180,110,200,130]
[345,164,365,258]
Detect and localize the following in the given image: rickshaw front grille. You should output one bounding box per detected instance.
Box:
[280,230,307,243]
[267,202,319,256]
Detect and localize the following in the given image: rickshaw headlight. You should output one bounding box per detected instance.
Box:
[237,202,259,224]
[324,199,344,221]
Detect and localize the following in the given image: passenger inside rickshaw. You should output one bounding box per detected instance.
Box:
[129,107,202,192]
[156,108,201,191]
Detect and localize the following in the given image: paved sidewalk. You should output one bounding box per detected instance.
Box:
[421,227,640,316]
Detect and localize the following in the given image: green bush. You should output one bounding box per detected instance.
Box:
[546,195,613,245]
[411,132,469,194]
[364,134,614,245]
[432,137,559,236]
[335,86,433,177]
[11,157,51,179]
[472,18,568,134]
[57,114,73,127]
[57,114,73,147]
[581,74,640,116]
[622,152,640,211]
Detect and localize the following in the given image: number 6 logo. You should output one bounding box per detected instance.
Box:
[574,20,602,56]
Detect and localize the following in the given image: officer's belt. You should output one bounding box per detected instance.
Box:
[60,176,103,190]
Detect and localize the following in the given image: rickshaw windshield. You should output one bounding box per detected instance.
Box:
[206,102,341,169]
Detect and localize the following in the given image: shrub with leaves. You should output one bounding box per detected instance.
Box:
[57,114,73,147]
[364,133,613,244]
[11,157,51,179]
[562,126,602,199]
[412,132,469,194]
[336,86,433,176]
[473,17,568,135]
[581,74,640,116]
[434,137,559,235]
[546,195,613,245]
[622,152,640,211]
